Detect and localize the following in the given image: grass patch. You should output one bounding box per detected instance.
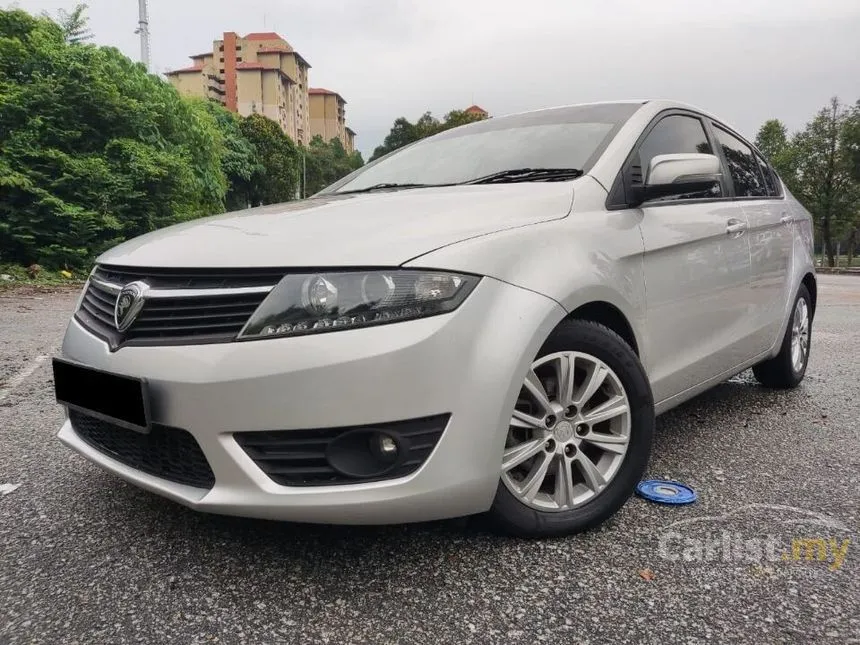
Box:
[0,263,88,291]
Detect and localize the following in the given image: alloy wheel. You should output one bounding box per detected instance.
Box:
[501,351,631,511]
[790,298,809,373]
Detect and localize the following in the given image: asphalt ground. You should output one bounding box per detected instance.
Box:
[0,275,858,644]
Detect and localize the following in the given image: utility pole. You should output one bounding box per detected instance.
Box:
[136,0,151,72]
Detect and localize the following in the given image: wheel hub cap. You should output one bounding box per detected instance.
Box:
[553,421,574,442]
[501,350,632,512]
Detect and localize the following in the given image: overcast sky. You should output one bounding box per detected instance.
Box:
[11,0,860,158]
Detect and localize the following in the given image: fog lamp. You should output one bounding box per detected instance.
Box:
[378,435,398,455]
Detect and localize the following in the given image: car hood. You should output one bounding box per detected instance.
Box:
[98,183,574,268]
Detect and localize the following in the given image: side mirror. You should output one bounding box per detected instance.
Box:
[633,153,721,205]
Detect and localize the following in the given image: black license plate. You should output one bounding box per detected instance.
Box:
[53,358,150,432]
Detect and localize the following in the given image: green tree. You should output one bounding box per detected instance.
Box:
[0,8,225,268]
[51,3,93,44]
[439,108,487,130]
[238,113,300,206]
[791,97,860,267]
[198,100,260,210]
[754,119,798,192]
[369,116,425,161]
[841,101,860,264]
[369,108,488,161]
[303,135,364,195]
[842,100,860,182]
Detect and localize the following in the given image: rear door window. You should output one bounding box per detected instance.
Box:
[713,126,768,197]
[755,153,782,197]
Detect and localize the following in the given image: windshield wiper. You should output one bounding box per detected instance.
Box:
[337,182,450,195]
[467,168,584,185]
[336,169,583,194]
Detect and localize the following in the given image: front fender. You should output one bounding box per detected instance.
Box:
[404,177,649,368]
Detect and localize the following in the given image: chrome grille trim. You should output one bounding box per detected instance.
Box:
[74,265,281,350]
[89,276,273,299]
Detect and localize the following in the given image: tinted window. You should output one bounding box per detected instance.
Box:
[636,115,720,201]
[755,153,781,197]
[714,127,768,197]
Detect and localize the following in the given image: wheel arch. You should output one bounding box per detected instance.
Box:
[801,272,817,321]
[565,300,640,357]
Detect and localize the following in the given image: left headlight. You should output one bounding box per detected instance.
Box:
[238,270,480,340]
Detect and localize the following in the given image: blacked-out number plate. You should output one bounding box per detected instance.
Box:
[53,358,150,432]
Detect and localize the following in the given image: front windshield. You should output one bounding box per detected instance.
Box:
[328,102,640,193]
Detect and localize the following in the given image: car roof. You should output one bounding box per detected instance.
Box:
[500,99,722,122]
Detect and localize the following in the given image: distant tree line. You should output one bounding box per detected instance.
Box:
[755,97,860,267]
[0,7,362,270]
[3,5,856,271]
[369,109,488,161]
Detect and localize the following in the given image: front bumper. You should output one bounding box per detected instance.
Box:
[58,277,565,524]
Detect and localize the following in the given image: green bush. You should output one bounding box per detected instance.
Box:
[0,9,225,268]
[0,8,364,270]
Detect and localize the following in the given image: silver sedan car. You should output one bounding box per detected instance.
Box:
[53,100,815,537]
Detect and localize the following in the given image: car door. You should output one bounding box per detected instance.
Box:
[620,113,753,404]
[710,125,793,354]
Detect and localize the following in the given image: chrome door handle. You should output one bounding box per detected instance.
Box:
[726,219,747,236]
[780,215,793,226]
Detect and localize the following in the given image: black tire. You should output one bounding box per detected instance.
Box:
[488,320,654,538]
[752,285,812,389]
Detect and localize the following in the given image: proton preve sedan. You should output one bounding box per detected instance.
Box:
[54,101,815,536]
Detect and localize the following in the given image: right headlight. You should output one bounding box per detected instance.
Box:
[238,270,480,340]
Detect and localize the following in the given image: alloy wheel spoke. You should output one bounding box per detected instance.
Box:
[510,408,545,430]
[575,452,606,492]
[581,394,629,425]
[502,438,546,471]
[574,363,608,407]
[581,432,628,455]
[795,302,807,334]
[523,370,554,416]
[555,353,576,406]
[555,459,577,509]
[519,451,554,501]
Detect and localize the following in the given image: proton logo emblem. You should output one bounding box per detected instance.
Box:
[114,281,149,332]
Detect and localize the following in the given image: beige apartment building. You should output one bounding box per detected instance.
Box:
[166,32,354,151]
[309,88,355,153]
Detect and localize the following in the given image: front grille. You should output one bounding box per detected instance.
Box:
[75,265,280,350]
[70,409,215,489]
[235,415,450,486]
[93,265,285,290]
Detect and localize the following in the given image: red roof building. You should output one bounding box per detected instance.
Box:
[464,104,489,118]
[165,31,353,151]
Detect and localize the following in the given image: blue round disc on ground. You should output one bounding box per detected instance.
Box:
[636,480,697,505]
